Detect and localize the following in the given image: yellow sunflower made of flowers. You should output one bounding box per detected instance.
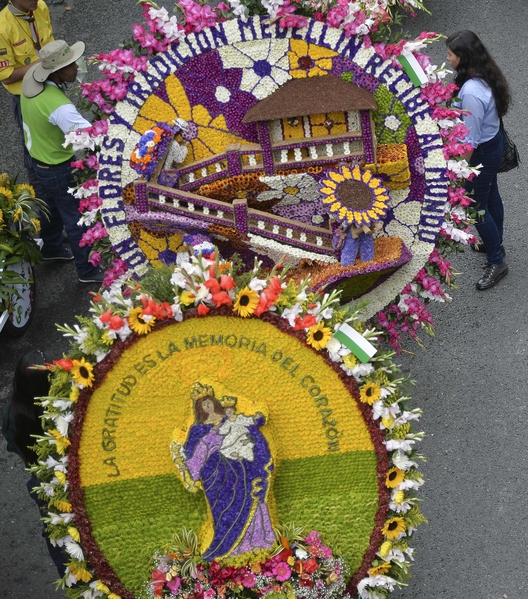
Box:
[359,380,382,405]
[319,164,390,228]
[128,306,156,335]
[288,39,337,78]
[385,466,405,488]
[16,183,35,198]
[369,561,392,577]
[306,321,332,350]
[381,516,407,540]
[70,358,95,388]
[233,287,259,317]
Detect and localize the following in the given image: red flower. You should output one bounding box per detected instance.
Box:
[220,274,236,290]
[293,314,317,330]
[108,314,125,330]
[303,558,319,574]
[197,303,210,316]
[204,277,221,294]
[212,290,233,307]
[157,302,173,320]
[268,276,282,296]
[99,308,112,323]
[300,578,314,587]
[151,569,166,597]
[53,358,73,371]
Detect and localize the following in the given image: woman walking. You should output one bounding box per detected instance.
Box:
[446,30,511,290]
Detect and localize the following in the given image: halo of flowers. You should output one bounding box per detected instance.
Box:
[32,251,425,599]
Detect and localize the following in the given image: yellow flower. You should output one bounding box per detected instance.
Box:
[49,429,71,455]
[381,414,394,429]
[54,499,72,512]
[369,562,392,576]
[288,39,337,78]
[101,330,115,346]
[71,358,95,388]
[16,183,35,197]
[128,306,156,335]
[68,562,92,582]
[359,381,381,405]
[0,186,13,201]
[379,541,392,558]
[393,490,405,505]
[96,581,111,594]
[306,322,332,350]
[342,353,357,369]
[30,217,41,233]
[54,470,67,485]
[381,516,406,540]
[69,386,80,403]
[319,164,390,228]
[108,594,121,599]
[137,229,184,267]
[13,207,22,222]
[68,526,81,542]
[0,173,9,186]
[233,287,259,317]
[180,290,195,306]
[386,467,405,488]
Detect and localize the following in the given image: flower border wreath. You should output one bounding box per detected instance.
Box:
[32,250,426,599]
[65,1,480,351]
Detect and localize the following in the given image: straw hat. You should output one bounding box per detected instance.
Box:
[23,40,85,98]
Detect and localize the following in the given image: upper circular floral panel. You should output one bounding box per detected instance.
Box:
[99,17,448,318]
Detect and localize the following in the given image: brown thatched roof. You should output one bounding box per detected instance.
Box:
[242,76,377,123]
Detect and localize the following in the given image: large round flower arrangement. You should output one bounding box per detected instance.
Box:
[33,250,425,599]
[66,1,479,350]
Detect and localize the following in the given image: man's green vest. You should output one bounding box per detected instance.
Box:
[21,83,75,164]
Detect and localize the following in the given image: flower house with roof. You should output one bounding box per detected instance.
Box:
[240,76,378,175]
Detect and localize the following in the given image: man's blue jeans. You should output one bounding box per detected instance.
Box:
[466,129,505,266]
[31,158,99,279]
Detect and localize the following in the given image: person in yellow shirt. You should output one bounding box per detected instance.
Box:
[0,1,54,203]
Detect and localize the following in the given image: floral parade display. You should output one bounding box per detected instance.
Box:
[27,3,485,598]
[32,252,426,599]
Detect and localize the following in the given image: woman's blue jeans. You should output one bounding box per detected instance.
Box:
[31,158,99,279]
[466,130,505,265]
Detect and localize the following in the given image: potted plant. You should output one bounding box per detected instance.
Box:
[0,173,47,337]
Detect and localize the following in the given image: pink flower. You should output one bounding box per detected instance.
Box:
[241,573,256,588]
[272,562,292,582]
[88,251,102,267]
[167,577,181,594]
[71,159,84,169]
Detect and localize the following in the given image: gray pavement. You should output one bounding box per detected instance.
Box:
[0,1,527,597]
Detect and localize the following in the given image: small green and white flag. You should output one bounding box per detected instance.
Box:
[397,50,429,87]
[333,323,377,364]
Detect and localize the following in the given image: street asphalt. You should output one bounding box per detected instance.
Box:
[1,1,527,598]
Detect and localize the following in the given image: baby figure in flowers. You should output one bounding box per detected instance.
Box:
[170,382,275,560]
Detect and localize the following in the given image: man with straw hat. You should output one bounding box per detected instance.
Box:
[21,40,104,284]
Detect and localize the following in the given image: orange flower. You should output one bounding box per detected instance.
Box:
[53,358,73,371]
[220,274,236,290]
[197,303,210,316]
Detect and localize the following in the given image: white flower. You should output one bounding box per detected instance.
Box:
[77,208,99,227]
[218,38,290,100]
[48,512,74,525]
[385,438,415,451]
[171,302,183,321]
[357,575,397,598]
[258,173,319,206]
[373,400,401,421]
[64,537,85,560]
[249,277,267,291]
[171,270,189,289]
[384,115,401,131]
[281,302,303,326]
[295,548,309,559]
[391,450,418,471]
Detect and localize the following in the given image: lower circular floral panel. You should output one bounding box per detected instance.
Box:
[71,314,388,597]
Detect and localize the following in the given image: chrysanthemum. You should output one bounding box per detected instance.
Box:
[70,358,95,388]
[381,516,406,539]
[359,381,381,405]
[385,467,405,488]
[306,322,332,350]
[319,164,390,228]
[233,287,259,317]
[128,307,156,334]
[49,429,71,455]
[368,561,392,576]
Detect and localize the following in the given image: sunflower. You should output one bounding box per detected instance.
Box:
[385,467,405,488]
[0,186,13,201]
[70,358,95,388]
[381,516,407,540]
[369,562,392,577]
[16,183,35,198]
[359,381,382,405]
[128,306,156,334]
[319,164,390,228]
[233,287,259,317]
[306,322,332,350]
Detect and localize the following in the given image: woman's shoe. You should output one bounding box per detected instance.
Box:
[476,263,508,290]
[470,242,506,256]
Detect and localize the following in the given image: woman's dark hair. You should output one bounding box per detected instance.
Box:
[447,30,511,117]
[11,350,53,464]
[194,395,225,424]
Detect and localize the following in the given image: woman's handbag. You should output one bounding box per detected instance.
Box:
[498,120,520,173]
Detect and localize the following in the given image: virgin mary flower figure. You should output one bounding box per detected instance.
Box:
[170,382,275,560]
